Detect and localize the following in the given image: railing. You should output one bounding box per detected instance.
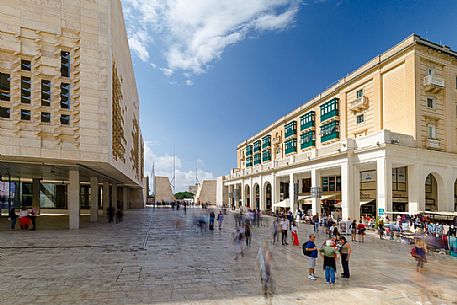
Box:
[300,121,315,131]
[349,96,368,112]
[285,146,297,155]
[320,109,339,122]
[426,138,441,150]
[321,132,340,143]
[262,141,271,149]
[285,129,297,139]
[301,140,315,150]
[423,75,444,88]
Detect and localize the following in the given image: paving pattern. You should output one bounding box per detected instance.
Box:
[0,207,456,305]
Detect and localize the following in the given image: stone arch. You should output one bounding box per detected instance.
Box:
[253,183,260,210]
[263,181,272,212]
[244,184,251,208]
[424,172,444,212]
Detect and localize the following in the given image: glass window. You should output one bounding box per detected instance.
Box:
[322,177,329,192]
[60,114,70,125]
[60,83,70,109]
[41,80,51,106]
[356,114,365,124]
[21,109,31,121]
[21,76,31,103]
[356,89,363,99]
[427,124,436,139]
[61,51,70,77]
[426,98,434,109]
[41,112,51,123]
[0,72,10,101]
[21,59,31,71]
[0,106,10,118]
[80,185,90,209]
[40,183,67,209]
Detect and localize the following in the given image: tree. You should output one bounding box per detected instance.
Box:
[175,192,194,199]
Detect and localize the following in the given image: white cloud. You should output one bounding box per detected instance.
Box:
[160,67,174,77]
[122,0,301,75]
[185,80,193,86]
[143,141,214,193]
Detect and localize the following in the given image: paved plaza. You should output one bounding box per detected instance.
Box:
[0,208,456,305]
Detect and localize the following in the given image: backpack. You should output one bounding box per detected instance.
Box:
[303,241,312,257]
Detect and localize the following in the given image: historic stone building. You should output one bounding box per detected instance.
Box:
[0,0,144,228]
[219,34,457,221]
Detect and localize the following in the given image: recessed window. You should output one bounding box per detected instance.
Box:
[60,114,70,125]
[0,72,10,101]
[60,83,70,109]
[21,59,31,71]
[41,112,51,123]
[61,51,70,77]
[427,68,434,76]
[21,109,31,121]
[426,98,435,109]
[0,106,10,118]
[356,114,365,124]
[427,123,436,139]
[455,76,457,89]
[356,89,363,99]
[41,80,51,106]
[21,76,31,103]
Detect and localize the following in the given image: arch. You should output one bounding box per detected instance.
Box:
[263,181,272,212]
[424,172,444,212]
[244,184,251,208]
[254,183,260,210]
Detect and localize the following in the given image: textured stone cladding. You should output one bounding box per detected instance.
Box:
[112,60,126,162]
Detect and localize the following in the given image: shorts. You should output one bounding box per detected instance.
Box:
[308,256,316,268]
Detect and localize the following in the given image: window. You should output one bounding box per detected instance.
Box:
[0,106,10,118]
[455,76,457,89]
[300,111,315,129]
[321,176,341,192]
[60,114,70,125]
[41,80,51,106]
[21,76,31,103]
[60,83,70,109]
[427,123,436,139]
[0,72,10,101]
[21,59,31,71]
[427,68,434,76]
[426,98,435,109]
[253,140,261,152]
[61,51,70,77]
[356,114,365,124]
[356,89,363,99]
[41,112,51,123]
[21,109,31,121]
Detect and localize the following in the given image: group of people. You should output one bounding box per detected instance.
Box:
[9,207,37,231]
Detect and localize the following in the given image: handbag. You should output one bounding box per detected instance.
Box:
[410,247,417,257]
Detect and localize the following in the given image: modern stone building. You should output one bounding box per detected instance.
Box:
[220,34,457,221]
[0,0,144,228]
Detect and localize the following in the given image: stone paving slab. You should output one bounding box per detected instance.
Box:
[0,208,456,304]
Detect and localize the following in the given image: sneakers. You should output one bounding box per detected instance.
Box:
[307,275,317,280]
[312,274,319,278]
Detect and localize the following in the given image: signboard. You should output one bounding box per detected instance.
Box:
[378,208,385,216]
[310,187,322,198]
[361,171,376,182]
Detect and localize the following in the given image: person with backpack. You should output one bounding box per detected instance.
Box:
[303,234,319,280]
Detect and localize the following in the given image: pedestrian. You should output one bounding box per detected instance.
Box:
[217,211,224,230]
[338,236,352,278]
[333,226,341,241]
[116,207,123,223]
[313,214,319,234]
[245,220,251,247]
[30,207,37,230]
[209,211,215,230]
[272,218,279,245]
[329,221,335,239]
[233,226,244,260]
[357,221,366,243]
[350,220,357,242]
[107,205,115,223]
[256,241,273,299]
[378,219,385,239]
[303,234,319,280]
[319,240,340,287]
[291,221,300,246]
[19,207,29,230]
[280,217,289,246]
[9,208,17,230]
[412,238,427,272]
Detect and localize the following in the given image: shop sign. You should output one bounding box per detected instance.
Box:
[361,171,376,182]
[378,208,385,216]
[393,197,408,203]
[360,190,376,199]
[393,190,407,198]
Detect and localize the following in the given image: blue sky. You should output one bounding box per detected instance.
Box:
[121,0,457,191]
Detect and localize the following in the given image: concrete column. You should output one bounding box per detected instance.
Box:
[441,168,454,212]
[353,165,361,222]
[408,163,425,214]
[90,177,98,223]
[102,181,109,216]
[112,182,118,209]
[123,186,128,210]
[259,181,265,211]
[32,178,40,215]
[341,162,355,220]
[289,173,295,211]
[68,170,80,229]
[311,169,321,215]
[377,158,392,219]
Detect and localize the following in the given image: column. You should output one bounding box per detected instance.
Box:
[341,162,355,220]
[408,164,425,214]
[353,165,361,222]
[32,178,40,215]
[289,173,295,211]
[102,181,109,217]
[271,174,277,208]
[259,181,265,211]
[123,186,129,210]
[311,169,321,215]
[377,158,392,219]
[441,168,454,212]
[112,182,118,209]
[241,181,245,208]
[68,170,80,229]
[90,177,98,223]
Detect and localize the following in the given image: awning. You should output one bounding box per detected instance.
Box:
[273,198,290,208]
[298,194,312,200]
[418,211,457,216]
[360,199,375,206]
[321,193,341,200]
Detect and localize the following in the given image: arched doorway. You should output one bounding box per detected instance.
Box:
[425,173,438,211]
[254,184,260,210]
[245,185,250,208]
[264,182,272,212]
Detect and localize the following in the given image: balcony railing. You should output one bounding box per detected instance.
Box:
[253,145,261,153]
[349,96,368,112]
[262,154,271,162]
[285,145,297,155]
[321,132,340,143]
[285,128,297,139]
[423,75,444,93]
[301,140,315,149]
[426,138,441,150]
[300,121,315,131]
[320,109,339,123]
[262,141,271,149]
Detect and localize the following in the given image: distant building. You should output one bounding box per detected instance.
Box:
[155,176,175,202]
[188,184,198,195]
[195,180,217,205]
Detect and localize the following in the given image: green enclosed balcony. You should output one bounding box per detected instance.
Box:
[253,153,261,165]
[253,140,261,153]
[300,111,315,130]
[246,157,253,167]
[285,139,297,155]
[320,98,339,122]
[300,131,315,149]
[246,145,253,156]
[321,132,340,142]
[262,135,271,149]
[262,149,271,162]
[284,121,297,139]
[320,121,340,143]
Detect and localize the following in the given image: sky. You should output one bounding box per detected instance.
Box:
[120,0,457,192]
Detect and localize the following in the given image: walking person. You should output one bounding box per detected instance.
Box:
[338,236,352,278]
[350,220,357,242]
[233,226,244,260]
[313,214,319,234]
[272,218,279,245]
[291,221,300,246]
[107,205,115,223]
[256,241,273,300]
[378,219,385,239]
[319,240,340,287]
[245,220,252,248]
[357,221,366,243]
[29,207,37,231]
[280,217,289,246]
[19,207,29,230]
[209,211,215,231]
[9,208,17,230]
[303,234,319,280]
[412,238,427,272]
[217,211,224,230]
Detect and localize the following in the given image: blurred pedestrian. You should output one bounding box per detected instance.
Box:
[256,241,273,300]
[245,220,251,248]
[209,211,215,231]
[233,226,244,260]
[280,217,289,246]
[217,211,224,230]
[350,220,357,242]
[413,238,427,272]
[107,205,115,223]
[9,208,17,230]
[272,218,279,245]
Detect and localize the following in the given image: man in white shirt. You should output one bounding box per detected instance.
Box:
[280,217,289,246]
